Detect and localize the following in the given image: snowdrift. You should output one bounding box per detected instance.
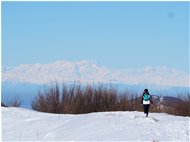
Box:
[2,107,189,141]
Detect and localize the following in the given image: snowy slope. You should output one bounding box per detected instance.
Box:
[2,60,189,87]
[2,107,189,141]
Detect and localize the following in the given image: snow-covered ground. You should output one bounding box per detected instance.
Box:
[2,107,190,141]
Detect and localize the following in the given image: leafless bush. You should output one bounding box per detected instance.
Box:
[126,92,141,111]
[32,82,135,114]
[118,94,128,111]
[2,97,22,107]
[9,97,22,107]
[32,83,61,113]
[32,93,47,112]
[174,93,190,116]
[150,92,190,116]
[1,102,7,107]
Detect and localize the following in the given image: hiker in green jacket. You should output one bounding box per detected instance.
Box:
[141,89,153,117]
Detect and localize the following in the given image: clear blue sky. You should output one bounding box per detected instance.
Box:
[2,2,189,72]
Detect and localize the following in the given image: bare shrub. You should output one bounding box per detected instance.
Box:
[32,83,61,113]
[1,102,7,107]
[9,97,22,107]
[174,93,190,116]
[32,93,47,112]
[1,97,22,108]
[32,82,132,114]
[118,94,128,111]
[148,92,190,117]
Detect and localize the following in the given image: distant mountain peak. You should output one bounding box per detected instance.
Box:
[2,60,189,88]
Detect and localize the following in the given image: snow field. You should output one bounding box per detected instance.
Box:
[2,107,189,141]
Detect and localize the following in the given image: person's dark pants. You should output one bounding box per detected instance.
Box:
[143,104,150,116]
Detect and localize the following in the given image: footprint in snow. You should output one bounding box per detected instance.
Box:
[134,115,159,123]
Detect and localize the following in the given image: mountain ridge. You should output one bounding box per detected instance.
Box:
[2,60,189,87]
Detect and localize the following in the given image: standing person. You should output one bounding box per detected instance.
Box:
[141,89,153,117]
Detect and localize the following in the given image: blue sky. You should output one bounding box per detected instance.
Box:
[2,2,189,72]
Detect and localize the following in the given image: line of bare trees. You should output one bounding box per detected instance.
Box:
[2,82,188,116]
[31,82,189,116]
[31,83,142,114]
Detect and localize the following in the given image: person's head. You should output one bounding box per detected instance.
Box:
[144,89,149,93]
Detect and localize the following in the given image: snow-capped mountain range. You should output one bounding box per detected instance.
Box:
[2,60,189,88]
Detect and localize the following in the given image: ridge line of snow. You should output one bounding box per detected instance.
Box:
[2,60,189,87]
